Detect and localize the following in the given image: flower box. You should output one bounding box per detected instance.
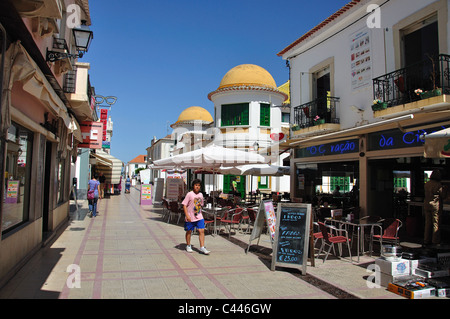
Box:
[420,88,442,99]
[313,119,325,125]
[371,102,388,111]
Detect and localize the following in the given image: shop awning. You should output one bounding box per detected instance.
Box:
[288,111,450,149]
[423,128,450,158]
[92,150,123,184]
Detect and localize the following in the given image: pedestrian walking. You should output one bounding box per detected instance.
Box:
[88,174,101,218]
[98,172,106,199]
[182,179,210,254]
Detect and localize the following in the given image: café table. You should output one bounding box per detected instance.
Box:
[325,218,382,263]
[202,206,228,236]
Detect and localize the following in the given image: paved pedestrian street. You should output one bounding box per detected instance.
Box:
[0,186,405,305]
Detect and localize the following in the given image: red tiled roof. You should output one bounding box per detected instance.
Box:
[129,155,146,163]
[277,0,362,57]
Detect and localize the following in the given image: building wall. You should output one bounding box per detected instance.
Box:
[287,0,449,129]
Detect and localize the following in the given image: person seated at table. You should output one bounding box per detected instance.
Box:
[332,186,341,197]
[317,198,331,221]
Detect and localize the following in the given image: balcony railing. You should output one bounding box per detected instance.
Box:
[373,54,450,107]
[293,96,340,129]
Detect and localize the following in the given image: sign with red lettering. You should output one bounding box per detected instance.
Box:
[78,121,103,149]
[100,109,108,141]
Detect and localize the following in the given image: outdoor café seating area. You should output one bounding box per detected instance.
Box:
[160,191,285,238]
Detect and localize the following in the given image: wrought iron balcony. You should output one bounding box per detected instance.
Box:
[63,65,77,93]
[293,96,340,129]
[373,54,450,107]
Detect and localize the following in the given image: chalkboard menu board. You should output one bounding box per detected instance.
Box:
[271,203,311,274]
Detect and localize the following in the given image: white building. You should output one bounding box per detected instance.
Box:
[208,64,291,195]
[279,0,450,219]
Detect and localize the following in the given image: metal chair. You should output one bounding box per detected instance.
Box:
[317,222,352,263]
[168,201,183,224]
[161,198,170,221]
[243,207,257,234]
[220,208,243,238]
[370,218,403,255]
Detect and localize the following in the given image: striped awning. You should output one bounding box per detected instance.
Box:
[91,150,123,184]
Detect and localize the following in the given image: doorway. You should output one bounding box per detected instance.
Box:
[314,69,331,122]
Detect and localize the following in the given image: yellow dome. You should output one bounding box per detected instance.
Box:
[173,106,213,125]
[218,64,277,89]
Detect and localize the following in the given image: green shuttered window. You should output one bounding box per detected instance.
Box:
[260,103,270,126]
[221,103,249,126]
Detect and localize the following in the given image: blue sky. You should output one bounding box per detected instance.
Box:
[87,0,350,163]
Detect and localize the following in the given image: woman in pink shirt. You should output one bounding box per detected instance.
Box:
[182,179,210,254]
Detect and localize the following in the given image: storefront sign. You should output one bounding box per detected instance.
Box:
[100,109,108,141]
[350,27,372,91]
[368,126,449,151]
[295,139,359,158]
[5,180,19,204]
[77,121,103,149]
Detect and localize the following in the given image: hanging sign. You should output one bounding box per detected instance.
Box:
[100,109,108,141]
[271,203,312,274]
[78,121,103,149]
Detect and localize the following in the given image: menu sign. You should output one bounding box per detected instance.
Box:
[271,203,311,274]
[6,180,19,204]
[140,184,152,205]
[247,200,277,253]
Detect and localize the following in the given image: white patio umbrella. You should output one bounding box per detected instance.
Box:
[239,164,290,176]
[152,144,269,169]
[422,128,450,158]
[152,145,270,233]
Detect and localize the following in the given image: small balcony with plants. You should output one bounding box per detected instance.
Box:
[291,96,340,137]
[372,54,450,117]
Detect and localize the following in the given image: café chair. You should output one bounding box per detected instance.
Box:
[220,208,244,238]
[204,218,215,235]
[369,218,403,255]
[243,208,257,234]
[161,198,170,221]
[168,201,183,224]
[317,222,352,263]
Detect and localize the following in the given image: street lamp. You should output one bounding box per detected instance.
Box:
[72,20,94,57]
[46,20,93,62]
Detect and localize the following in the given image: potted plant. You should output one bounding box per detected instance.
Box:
[313,115,325,125]
[372,99,387,111]
[291,124,300,131]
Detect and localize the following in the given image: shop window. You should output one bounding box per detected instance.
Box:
[260,103,270,126]
[221,103,249,126]
[2,122,33,233]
